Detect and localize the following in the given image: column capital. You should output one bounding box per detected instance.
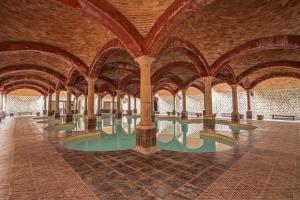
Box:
[86,77,97,83]
[230,84,239,90]
[135,55,155,64]
[200,76,215,85]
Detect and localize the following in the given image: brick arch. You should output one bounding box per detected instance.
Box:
[144,0,215,55]
[156,37,209,75]
[237,61,300,84]
[211,35,300,75]
[4,82,52,94]
[0,65,68,85]
[0,41,88,76]
[152,61,199,84]
[186,84,204,93]
[250,72,300,89]
[89,39,133,78]
[54,0,143,57]
[0,75,57,91]
[5,85,48,96]
[2,80,55,92]
[154,86,176,96]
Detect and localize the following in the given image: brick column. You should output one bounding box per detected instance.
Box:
[54,90,60,118]
[246,89,252,119]
[202,76,215,131]
[181,89,187,119]
[47,93,53,116]
[135,56,157,154]
[231,84,240,123]
[65,86,73,122]
[133,96,137,114]
[115,90,122,119]
[97,93,103,116]
[151,85,155,121]
[127,95,132,115]
[86,78,96,130]
[112,95,115,114]
[74,96,79,114]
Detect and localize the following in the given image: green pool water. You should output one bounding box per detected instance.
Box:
[61,116,239,153]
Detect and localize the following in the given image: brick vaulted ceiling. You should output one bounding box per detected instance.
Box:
[0,0,299,96]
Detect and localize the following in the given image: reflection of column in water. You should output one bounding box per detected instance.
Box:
[133,118,137,133]
[203,139,216,152]
[97,118,103,131]
[115,123,123,134]
[127,118,132,134]
[173,120,176,139]
[181,124,188,147]
[112,118,115,134]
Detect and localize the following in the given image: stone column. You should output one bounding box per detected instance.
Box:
[65,86,73,122]
[74,96,78,114]
[48,93,53,116]
[133,96,137,114]
[84,95,88,115]
[202,76,215,131]
[246,89,252,119]
[172,95,176,115]
[86,78,96,130]
[43,95,47,115]
[115,90,122,119]
[181,89,187,119]
[231,84,240,123]
[135,56,157,154]
[112,95,115,114]
[127,95,132,115]
[54,90,60,118]
[97,93,103,116]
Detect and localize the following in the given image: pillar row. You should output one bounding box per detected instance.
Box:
[48,93,53,116]
[181,89,187,119]
[135,55,157,154]
[116,90,122,119]
[97,93,103,116]
[54,90,60,118]
[65,86,73,122]
[133,96,137,114]
[246,89,253,119]
[127,95,132,115]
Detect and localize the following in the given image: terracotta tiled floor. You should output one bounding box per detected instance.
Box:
[0,117,299,199]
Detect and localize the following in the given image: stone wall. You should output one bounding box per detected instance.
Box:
[7,95,43,114]
[254,89,300,118]
[158,88,300,119]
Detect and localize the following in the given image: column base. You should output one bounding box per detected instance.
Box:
[203,110,206,116]
[43,110,47,115]
[83,110,87,116]
[74,110,79,114]
[172,110,176,115]
[65,114,73,123]
[181,112,188,119]
[203,115,215,131]
[54,112,60,119]
[97,110,102,116]
[231,113,240,124]
[152,115,155,122]
[115,112,122,119]
[246,111,252,119]
[111,110,116,114]
[47,111,54,116]
[127,110,132,115]
[136,125,158,154]
[133,109,137,114]
[86,117,96,130]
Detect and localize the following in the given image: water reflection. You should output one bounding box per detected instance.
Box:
[62,116,238,152]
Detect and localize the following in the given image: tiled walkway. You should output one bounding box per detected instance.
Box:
[0,117,299,199]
